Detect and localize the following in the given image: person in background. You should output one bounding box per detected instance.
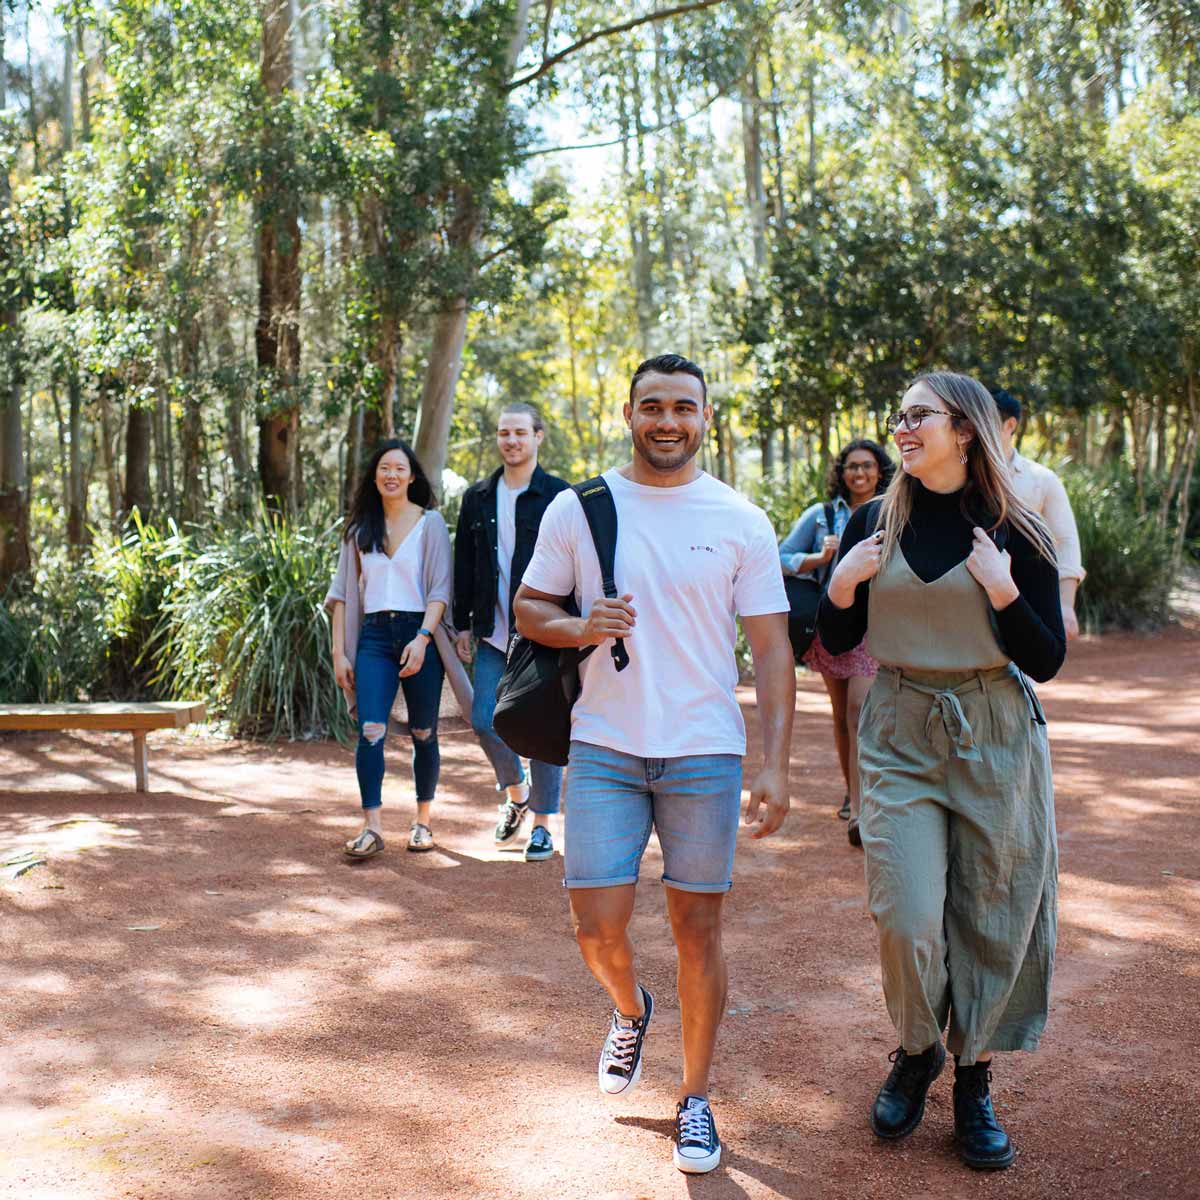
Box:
[453,403,570,861]
[779,439,893,847]
[992,389,1085,639]
[327,440,454,856]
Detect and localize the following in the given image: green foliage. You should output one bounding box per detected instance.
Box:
[0,511,353,742]
[748,463,828,539]
[1065,469,1175,632]
[152,513,355,742]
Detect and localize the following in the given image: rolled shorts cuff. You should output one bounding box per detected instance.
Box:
[662,876,732,894]
[565,873,640,890]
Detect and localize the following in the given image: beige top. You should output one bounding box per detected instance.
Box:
[867,549,1010,672]
[1009,451,1085,582]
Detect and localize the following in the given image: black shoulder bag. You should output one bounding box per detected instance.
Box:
[492,476,630,767]
[784,501,836,662]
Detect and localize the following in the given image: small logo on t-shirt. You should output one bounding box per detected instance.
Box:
[690,545,716,554]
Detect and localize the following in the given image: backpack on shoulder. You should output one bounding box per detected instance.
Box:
[492,476,630,767]
[785,501,836,662]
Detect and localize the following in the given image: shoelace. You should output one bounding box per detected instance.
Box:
[887,1047,933,1098]
[678,1104,712,1146]
[604,1021,639,1071]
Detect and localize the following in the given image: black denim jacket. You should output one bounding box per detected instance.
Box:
[452,464,570,638]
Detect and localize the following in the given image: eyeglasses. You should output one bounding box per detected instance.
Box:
[886,407,955,435]
[841,462,879,474]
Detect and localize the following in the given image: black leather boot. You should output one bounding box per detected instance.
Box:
[953,1060,1016,1170]
[870,1041,946,1139]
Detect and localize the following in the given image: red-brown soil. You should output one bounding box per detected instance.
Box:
[1,626,1197,1200]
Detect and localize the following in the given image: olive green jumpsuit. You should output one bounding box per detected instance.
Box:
[857,549,1056,1067]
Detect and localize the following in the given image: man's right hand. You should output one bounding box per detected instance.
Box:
[454,630,474,663]
[580,594,636,645]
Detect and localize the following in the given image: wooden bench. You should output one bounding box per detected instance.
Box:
[0,702,207,792]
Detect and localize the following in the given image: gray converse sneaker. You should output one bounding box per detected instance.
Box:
[674,1095,721,1174]
[598,985,653,1096]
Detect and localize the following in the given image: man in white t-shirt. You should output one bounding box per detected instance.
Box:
[514,354,794,1176]
[992,389,1086,639]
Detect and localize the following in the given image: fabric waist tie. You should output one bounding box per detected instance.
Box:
[878,663,1019,762]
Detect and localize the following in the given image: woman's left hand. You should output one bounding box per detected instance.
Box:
[399,635,428,678]
[965,527,1019,609]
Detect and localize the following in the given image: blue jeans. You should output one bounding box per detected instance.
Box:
[563,741,743,893]
[470,641,561,816]
[355,612,444,809]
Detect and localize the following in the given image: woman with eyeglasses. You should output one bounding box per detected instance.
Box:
[817,372,1064,1172]
[779,439,893,846]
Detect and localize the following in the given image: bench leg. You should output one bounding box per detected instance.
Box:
[133,732,148,792]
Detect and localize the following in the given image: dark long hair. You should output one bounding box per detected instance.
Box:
[825,438,894,502]
[344,439,437,552]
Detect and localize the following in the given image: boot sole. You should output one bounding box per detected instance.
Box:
[869,1043,946,1141]
[956,1139,1016,1170]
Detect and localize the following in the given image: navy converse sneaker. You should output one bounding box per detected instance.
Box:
[597,985,653,1095]
[674,1095,721,1174]
[523,824,553,861]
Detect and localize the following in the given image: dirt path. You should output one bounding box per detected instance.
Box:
[2,626,1198,1200]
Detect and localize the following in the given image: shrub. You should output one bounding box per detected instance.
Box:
[749,462,828,538]
[152,512,355,742]
[1064,468,1175,632]
[0,550,111,702]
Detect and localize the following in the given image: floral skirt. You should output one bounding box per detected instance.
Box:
[802,633,877,680]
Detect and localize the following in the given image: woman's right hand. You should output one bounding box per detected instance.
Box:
[334,653,355,691]
[819,534,840,563]
[827,529,884,605]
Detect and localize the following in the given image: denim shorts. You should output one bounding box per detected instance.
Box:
[563,740,743,894]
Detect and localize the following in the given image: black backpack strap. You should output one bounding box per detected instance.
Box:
[573,477,630,672]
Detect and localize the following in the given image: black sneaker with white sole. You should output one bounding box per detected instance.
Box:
[597,984,653,1096]
[494,799,528,846]
[674,1095,721,1174]
[523,824,553,861]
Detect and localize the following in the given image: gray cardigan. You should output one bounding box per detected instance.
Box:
[324,511,471,717]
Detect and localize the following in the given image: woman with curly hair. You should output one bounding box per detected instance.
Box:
[779,438,893,846]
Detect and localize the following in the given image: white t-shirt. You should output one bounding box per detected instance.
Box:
[485,480,528,654]
[521,469,787,759]
[361,515,426,613]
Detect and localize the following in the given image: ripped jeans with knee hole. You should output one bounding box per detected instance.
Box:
[354,611,444,809]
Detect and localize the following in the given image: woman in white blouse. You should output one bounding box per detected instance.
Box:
[326,440,454,855]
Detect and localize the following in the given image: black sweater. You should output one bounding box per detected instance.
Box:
[817,485,1066,682]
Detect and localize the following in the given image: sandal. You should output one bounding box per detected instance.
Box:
[407,823,434,853]
[344,828,385,859]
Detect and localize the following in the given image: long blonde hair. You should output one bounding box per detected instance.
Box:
[877,371,1057,569]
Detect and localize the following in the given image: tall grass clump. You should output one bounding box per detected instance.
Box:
[153,512,354,741]
[0,549,112,702]
[1065,468,1175,631]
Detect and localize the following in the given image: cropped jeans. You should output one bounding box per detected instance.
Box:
[354,611,443,809]
[471,641,562,816]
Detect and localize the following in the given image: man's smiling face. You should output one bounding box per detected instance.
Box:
[625,372,709,474]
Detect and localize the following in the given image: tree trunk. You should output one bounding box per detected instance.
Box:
[66,372,86,544]
[0,4,31,584]
[179,317,206,524]
[742,55,768,280]
[414,295,471,489]
[256,0,302,515]
[123,401,153,521]
[98,381,121,529]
